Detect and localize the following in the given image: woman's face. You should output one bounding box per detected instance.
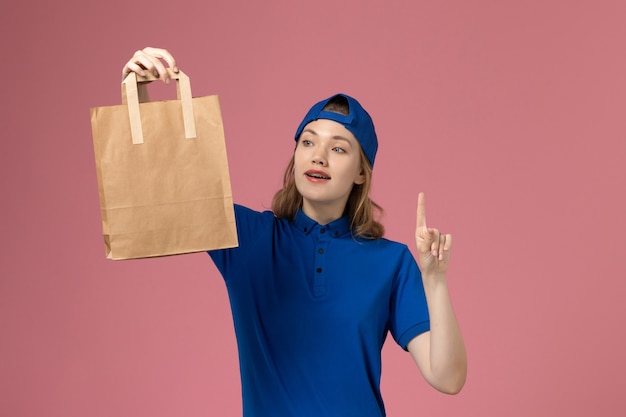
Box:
[293,119,365,221]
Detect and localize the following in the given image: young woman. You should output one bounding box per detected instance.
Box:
[123,47,467,417]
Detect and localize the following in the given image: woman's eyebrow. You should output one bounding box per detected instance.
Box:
[302,129,353,146]
[331,136,353,146]
[302,128,318,136]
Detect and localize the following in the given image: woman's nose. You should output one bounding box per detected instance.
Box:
[312,153,327,166]
[311,145,328,166]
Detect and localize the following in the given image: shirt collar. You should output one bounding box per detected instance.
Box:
[293,209,351,238]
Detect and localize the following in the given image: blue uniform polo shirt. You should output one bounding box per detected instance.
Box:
[209,204,430,417]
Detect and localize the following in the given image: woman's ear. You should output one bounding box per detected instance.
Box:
[354,169,366,185]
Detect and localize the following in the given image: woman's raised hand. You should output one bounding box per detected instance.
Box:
[415,192,452,277]
[121,47,178,82]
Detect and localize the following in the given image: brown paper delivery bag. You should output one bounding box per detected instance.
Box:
[90,69,238,260]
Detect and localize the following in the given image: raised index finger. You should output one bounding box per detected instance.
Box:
[416,192,427,228]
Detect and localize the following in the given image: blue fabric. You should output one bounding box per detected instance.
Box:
[294,93,379,167]
[209,205,430,417]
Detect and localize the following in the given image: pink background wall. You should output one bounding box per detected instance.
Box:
[2,1,625,416]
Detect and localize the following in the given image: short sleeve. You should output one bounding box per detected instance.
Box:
[208,204,274,281]
[388,247,430,350]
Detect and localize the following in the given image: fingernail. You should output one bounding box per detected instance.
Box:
[173,66,179,72]
[138,70,146,76]
[153,70,159,77]
[165,77,170,84]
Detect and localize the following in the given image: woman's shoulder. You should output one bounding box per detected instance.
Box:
[234,203,277,224]
[234,203,272,216]
[356,235,412,254]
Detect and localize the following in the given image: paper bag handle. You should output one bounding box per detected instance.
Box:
[122,69,197,145]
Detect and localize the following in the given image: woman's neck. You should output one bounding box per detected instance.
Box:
[301,201,345,225]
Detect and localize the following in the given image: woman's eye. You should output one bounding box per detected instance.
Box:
[301,139,313,146]
[332,147,346,153]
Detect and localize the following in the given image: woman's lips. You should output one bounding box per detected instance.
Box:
[305,170,331,181]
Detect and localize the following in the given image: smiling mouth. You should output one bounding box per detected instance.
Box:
[306,172,331,180]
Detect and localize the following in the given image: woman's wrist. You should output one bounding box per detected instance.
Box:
[421,271,448,290]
